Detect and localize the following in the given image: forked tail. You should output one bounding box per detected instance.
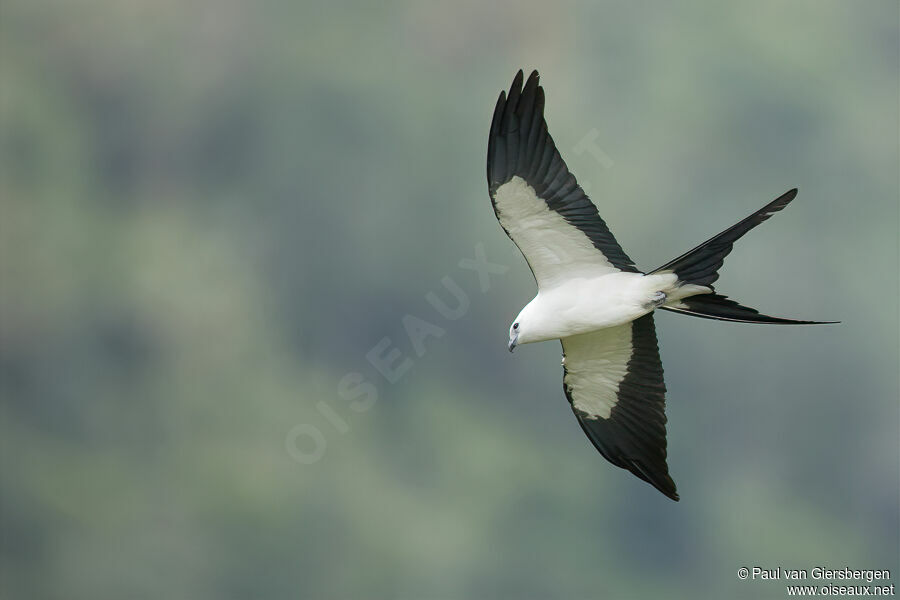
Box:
[649,188,837,325]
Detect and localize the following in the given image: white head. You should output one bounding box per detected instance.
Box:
[508,294,577,351]
[507,303,540,352]
[507,319,521,352]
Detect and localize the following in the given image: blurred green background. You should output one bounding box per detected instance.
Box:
[1,1,897,598]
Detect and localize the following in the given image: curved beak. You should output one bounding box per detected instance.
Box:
[508,332,518,353]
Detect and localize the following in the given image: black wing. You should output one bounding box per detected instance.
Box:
[562,314,678,501]
[487,70,638,288]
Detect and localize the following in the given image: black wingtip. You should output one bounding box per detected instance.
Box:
[638,466,680,501]
[576,411,681,501]
[775,187,798,207]
[510,69,524,94]
[511,69,540,88]
[490,91,506,131]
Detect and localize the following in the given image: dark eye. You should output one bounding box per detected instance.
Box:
[513,322,519,330]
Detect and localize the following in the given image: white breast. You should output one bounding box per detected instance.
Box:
[527,271,679,341]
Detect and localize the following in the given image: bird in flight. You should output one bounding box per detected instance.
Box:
[487,70,834,501]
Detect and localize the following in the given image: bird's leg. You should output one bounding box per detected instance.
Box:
[645,291,667,309]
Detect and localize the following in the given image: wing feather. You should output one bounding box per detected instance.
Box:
[487,70,637,289]
[562,314,678,501]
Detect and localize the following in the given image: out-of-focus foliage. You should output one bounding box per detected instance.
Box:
[1,1,897,598]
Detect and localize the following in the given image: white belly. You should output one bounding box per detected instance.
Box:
[524,272,678,341]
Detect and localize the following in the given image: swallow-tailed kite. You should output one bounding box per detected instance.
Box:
[487,70,834,501]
